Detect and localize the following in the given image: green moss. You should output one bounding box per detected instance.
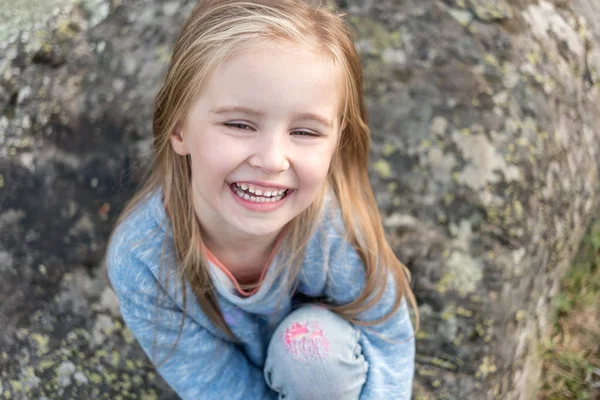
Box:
[443,193,454,206]
[387,182,398,194]
[119,374,132,392]
[9,381,22,393]
[121,329,135,344]
[100,369,116,385]
[475,324,484,337]
[526,50,541,67]
[452,171,460,183]
[132,375,143,386]
[89,373,102,385]
[475,356,497,378]
[30,333,50,356]
[430,357,457,370]
[111,351,120,368]
[348,16,402,54]
[436,273,453,295]
[416,330,430,340]
[373,159,392,178]
[38,359,55,371]
[486,206,500,225]
[155,45,171,63]
[441,305,456,321]
[484,53,500,66]
[100,319,116,337]
[141,389,158,400]
[125,360,135,371]
[420,139,432,149]
[528,152,536,167]
[17,328,29,339]
[452,333,464,346]
[417,367,437,377]
[55,19,78,40]
[516,138,528,147]
[513,200,524,220]
[382,142,397,157]
[456,307,473,318]
[469,0,513,22]
[437,251,482,297]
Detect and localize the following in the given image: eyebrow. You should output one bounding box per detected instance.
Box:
[209,106,334,129]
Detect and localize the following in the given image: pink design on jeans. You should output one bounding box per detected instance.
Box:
[283,321,329,361]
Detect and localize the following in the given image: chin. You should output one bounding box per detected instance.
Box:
[233,220,287,238]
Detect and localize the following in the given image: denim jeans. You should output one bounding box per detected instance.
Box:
[264,305,369,400]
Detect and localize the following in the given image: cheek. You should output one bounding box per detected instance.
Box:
[189,135,238,173]
[296,148,335,185]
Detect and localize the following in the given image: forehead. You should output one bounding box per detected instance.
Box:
[197,42,345,118]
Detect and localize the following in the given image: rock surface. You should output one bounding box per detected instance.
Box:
[1,0,600,399]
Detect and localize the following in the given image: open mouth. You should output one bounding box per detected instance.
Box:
[230,182,290,203]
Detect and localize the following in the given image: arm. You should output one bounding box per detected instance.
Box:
[324,235,415,399]
[107,249,277,400]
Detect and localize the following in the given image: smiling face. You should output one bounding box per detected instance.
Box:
[170,41,343,245]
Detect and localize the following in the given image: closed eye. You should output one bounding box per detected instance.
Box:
[292,130,320,137]
[224,122,254,131]
[224,123,321,137]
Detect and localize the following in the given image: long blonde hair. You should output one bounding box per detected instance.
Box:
[110,0,417,364]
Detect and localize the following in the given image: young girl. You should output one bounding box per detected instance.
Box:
[106,0,416,399]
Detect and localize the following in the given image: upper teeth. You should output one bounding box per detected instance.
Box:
[235,183,287,196]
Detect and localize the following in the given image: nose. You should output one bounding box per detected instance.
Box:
[248,131,290,174]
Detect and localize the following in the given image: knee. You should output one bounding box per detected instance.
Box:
[270,305,338,362]
[264,305,368,399]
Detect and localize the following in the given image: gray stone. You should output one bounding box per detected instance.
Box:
[1,0,600,399]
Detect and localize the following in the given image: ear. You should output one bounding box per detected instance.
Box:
[170,121,189,156]
[340,119,348,132]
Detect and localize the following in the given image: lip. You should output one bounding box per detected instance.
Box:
[230,180,292,190]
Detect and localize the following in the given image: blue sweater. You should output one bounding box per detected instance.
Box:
[106,188,415,399]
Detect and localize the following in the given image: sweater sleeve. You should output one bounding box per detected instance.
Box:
[322,222,415,399]
[106,244,277,400]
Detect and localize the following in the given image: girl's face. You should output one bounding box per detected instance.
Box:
[171,42,343,243]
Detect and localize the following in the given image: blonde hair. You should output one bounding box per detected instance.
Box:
[110,0,417,365]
